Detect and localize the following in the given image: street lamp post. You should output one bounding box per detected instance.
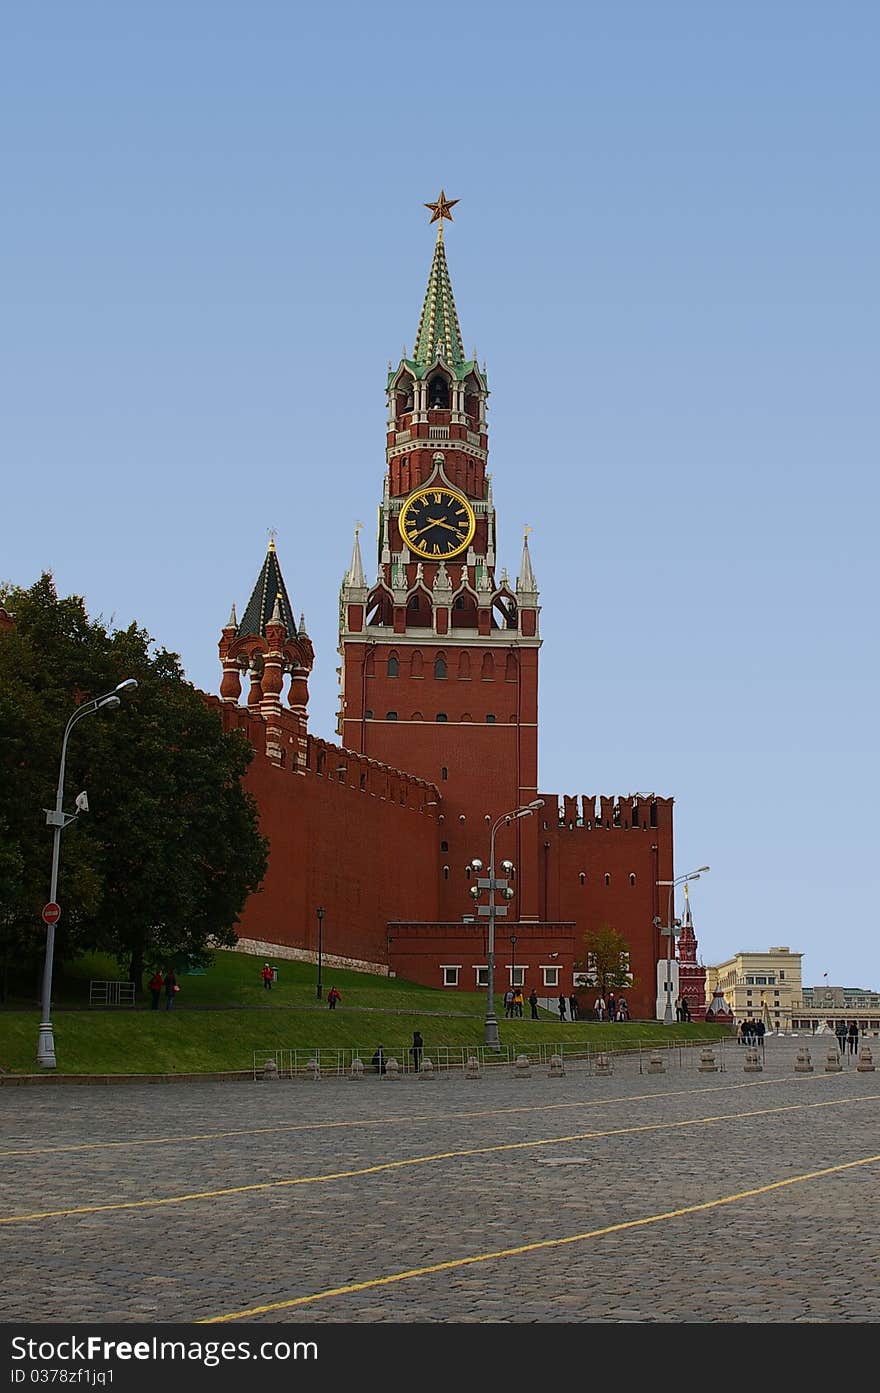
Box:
[316,907,324,999]
[38,678,138,1068]
[656,866,710,1024]
[471,799,544,1049]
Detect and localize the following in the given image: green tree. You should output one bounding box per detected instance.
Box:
[576,922,636,997]
[0,574,268,994]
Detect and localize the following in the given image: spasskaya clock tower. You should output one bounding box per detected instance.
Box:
[338,193,542,921]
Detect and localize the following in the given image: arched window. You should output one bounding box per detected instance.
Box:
[440,841,448,852]
[441,766,448,780]
[629,873,636,887]
[409,595,420,611]
[485,713,496,723]
[436,712,448,722]
[387,653,399,676]
[434,656,447,679]
[579,872,586,886]
[442,865,450,880]
[481,653,494,681]
[386,711,398,721]
[364,708,373,720]
[411,711,423,721]
[505,652,518,682]
[410,650,424,678]
[604,873,611,887]
[458,652,471,679]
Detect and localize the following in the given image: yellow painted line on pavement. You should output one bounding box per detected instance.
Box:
[200,1149,880,1322]
[0,1073,838,1159]
[2,1091,877,1226]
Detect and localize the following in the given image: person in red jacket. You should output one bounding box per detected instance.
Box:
[327,986,341,1010]
[261,963,274,990]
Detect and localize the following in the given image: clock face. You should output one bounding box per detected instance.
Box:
[398,486,476,560]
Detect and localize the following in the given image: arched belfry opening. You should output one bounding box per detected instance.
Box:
[428,373,450,409]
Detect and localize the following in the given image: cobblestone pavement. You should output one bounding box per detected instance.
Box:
[2,1036,879,1323]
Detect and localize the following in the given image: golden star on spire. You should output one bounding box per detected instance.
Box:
[425,190,459,231]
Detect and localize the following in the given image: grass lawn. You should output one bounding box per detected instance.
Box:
[0,947,730,1075]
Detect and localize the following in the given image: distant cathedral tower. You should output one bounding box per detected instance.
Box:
[337,193,542,918]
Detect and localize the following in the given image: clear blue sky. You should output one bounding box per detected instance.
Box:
[3,4,878,990]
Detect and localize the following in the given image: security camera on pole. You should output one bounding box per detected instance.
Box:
[469,800,544,1050]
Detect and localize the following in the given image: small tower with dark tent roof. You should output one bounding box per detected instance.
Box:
[219,535,314,765]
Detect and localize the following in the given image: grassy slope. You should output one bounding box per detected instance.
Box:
[0,948,729,1074]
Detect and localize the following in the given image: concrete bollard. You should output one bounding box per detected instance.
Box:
[794,1047,814,1073]
[698,1047,718,1073]
[418,1058,435,1079]
[306,1057,321,1081]
[743,1047,763,1073]
[646,1052,666,1075]
[262,1059,279,1081]
[824,1049,843,1073]
[349,1057,365,1080]
[513,1054,532,1079]
[857,1045,876,1073]
[547,1054,565,1078]
[385,1056,400,1079]
[464,1056,482,1079]
[594,1052,612,1076]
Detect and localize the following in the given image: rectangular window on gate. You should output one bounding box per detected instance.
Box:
[441,965,460,987]
[542,966,560,988]
[510,967,525,988]
[475,966,489,988]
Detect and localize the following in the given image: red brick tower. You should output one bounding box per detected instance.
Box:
[218,537,314,767]
[338,194,542,919]
[677,881,708,1021]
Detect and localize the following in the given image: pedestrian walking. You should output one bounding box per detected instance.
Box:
[835,1020,847,1056]
[558,994,567,1021]
[847,1020,859,1056]
[261,962,274,990]
[680,997,690,1022]
[594,995,606,1022]
[371,1045,386,1075]
[410,1030,424,1071]
[607,992,616,1022]
[148,970,163,1011]
[164,970,178,1010]
[528,988,539,1020]
[326,986,341,1010]
[504,988,515,1018]
[617,995,629,1021]
[568,993,578,1021]
[513,987,524,1018]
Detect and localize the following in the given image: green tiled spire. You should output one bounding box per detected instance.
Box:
[413,227,466,368]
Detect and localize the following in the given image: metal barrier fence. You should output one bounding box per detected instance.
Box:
[89,980,136,1007]
[251,1035,738,1080]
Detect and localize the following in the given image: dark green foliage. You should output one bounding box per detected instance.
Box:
[0,574,268,994]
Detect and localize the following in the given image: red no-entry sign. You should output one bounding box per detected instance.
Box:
[42,902,61,925]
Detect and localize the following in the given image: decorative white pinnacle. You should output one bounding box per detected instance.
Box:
[225,602,238,630]
[517,530,538,594]
[347,524,366,589]
[298,611,308,636]
[269,594,283,627]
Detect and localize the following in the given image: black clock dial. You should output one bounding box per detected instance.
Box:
[398,487,476,560]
